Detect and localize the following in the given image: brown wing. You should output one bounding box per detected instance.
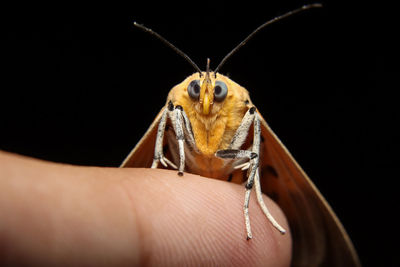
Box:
[120,107,165,168]
[258,112,360,267]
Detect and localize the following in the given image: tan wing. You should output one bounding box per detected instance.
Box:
[258,112,360,267]
[120,107,165,168]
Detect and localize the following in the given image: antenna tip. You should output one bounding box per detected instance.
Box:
[303,3,323,9]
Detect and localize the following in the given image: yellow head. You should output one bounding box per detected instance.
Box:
[167,72,251,155]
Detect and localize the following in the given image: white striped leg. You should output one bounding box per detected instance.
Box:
[215,107,259,239]
[229,107,256,149]
[254,170,286,234]
[173,105,185,176]
[241,113,261,239]
[243,159,258,239]
[151,103,177,169]
[215,107,256,170]
[244,188,252,240]
[215,108,285,238]
[151,100,196,176]
[151,108,177,169]
[252,114,285,235]
[152,100,197,176]
[215,149,257,160]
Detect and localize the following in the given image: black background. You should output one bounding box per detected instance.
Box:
[1,1,398,266]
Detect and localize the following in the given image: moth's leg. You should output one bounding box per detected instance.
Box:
[215,107,256,171]
[173,105,185,176]
[151,104,177,169]
[254,169,286,234]
[228,107,257,170]
[156,101,194,176]
[253,114,286,234]
[216,110,286,238]
[243,160,259,239]
[244,183,253,240]
[242,112,261,240]
[229,107,256,149]
[216,148,259,240]
[215,107,258,239]
[215,149,257,160]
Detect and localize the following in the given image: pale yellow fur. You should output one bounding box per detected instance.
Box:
[168,72,252,156]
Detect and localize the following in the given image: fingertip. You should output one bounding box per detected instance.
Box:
[122,168,292,266]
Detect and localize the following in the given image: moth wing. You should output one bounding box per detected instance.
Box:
[257,112,360,267]
[120,107,165,168]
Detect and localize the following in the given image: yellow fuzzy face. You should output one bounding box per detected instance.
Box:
[167,72,253,156]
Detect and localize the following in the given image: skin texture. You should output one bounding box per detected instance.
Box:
[0,151,291,266]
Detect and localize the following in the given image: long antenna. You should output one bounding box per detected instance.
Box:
[133,22,203,76]
[214,3,322,74]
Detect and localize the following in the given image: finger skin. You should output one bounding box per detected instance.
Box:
[0,151,292,266]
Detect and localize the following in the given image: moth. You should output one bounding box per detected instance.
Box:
[121,4,361,266]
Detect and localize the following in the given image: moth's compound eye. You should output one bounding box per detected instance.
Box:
[187,79,201,100]
[214,81,228,102]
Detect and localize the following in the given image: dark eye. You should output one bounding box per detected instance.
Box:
[187,80,201,100]
[214,81,228,102]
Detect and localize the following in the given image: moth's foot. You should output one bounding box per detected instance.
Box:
[234,161,251,170]
[161,156,177,169]
[153,155,178,169]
